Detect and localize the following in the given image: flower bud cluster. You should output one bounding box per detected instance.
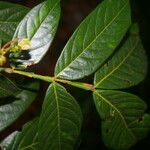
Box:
[0,38,31,66]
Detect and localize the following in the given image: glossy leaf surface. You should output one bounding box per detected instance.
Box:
[0,82,39,132]
[0,118,39,150]
[55,0,131,80]
[0,75,19,98]
[12,0,60,68]
[93,90,150,149]
[94,28,147,89]
[0,131,19,149]
[38,83,82,150]
[0,1,29,44]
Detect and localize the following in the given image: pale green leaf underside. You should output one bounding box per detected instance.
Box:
[93,90,150,149]
[0,131,19,150]
[0,118,39,150]
[0,75,19,98]
[0,1,29,44]
[55,0,131,80]
[38,83,82,150]
[12,0,60,67]
[0,82,39,132]
[94,32,147,89]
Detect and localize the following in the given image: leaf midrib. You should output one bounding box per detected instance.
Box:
[94,90,136,140]
[56,1,129,77]
[19,142,38,150]
[53,84,61,149]
[28,0,59,40]
[0,75,18,95]
[94,38,139,88]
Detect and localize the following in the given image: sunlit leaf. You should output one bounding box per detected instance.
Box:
[55,0,131,80]
[0,131,19,149]
[12,0,60,68]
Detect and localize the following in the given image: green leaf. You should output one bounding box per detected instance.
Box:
[0,118,39,150]
[129,114,150,141]
[55,0,131,80]
[93,90,150,149]
[38,83,82,150]
[0,82,39,132]
[0,1,29,44]
[0,131,19,150]
[0,75,19,98]
[12,0,60,68]
[94,27,147,89]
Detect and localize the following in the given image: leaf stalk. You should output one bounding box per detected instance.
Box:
[0,68,94,91]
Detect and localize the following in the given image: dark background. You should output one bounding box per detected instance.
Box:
[0,0,150,149]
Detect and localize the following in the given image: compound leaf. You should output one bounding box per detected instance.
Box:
[55,0,131,80]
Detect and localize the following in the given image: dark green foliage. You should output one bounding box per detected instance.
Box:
[0,0,149,150]
[0,1,30,44]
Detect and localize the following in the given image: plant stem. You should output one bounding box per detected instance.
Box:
[0,39,18,52]
[54,78,94,91]
[2,68,53,82]
[0,68,94,91]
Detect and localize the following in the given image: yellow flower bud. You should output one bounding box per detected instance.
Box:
[18,38,31,50]
[0,55,6,66]
[10,45,21,52]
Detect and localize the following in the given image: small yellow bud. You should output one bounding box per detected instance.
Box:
[0,55,6,66]
[0,50,6,55]
[10,45,21,52]
[18,38,31,50]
